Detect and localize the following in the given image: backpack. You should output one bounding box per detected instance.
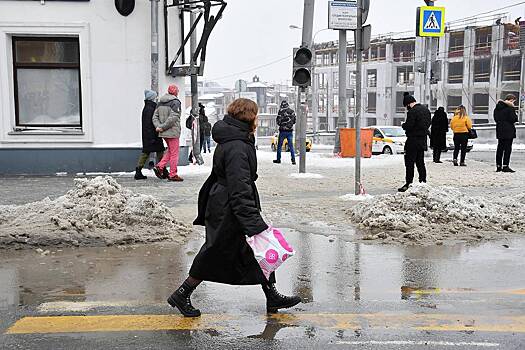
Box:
[185,115,194,129]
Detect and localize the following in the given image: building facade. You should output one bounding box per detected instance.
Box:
[312,21,521,131]
[0,0,186,175]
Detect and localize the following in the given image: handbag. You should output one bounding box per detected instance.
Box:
[185,115,194,130]
[246,226,295,280]
[468,128,477,139]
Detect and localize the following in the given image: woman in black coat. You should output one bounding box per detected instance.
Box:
[134,90,165,180]
[168,98,301,317]
[430,107,449,163]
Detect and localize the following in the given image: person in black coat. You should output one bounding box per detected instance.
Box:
[134,90,165,180]
[430,107,449,163]
[168,98,301,317]
[198,103,209,153]
[494,94,519,173]
[399,92,432,192]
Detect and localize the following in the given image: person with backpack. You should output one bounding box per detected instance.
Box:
[430,106,449,163]
[450,105,473,167]
[134,90,165,180]
[398,92,431,192]
[202,119,212,153]
[152,85,183,182]
[167,98,300,317]
[273,101,297,165]
[494,94,519,173]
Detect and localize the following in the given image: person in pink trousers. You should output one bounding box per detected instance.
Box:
[152,85,183,182]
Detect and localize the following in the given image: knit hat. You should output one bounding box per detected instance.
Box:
[144,90,157,101]
[280,100,289,109]
[168,84,179,96]
[402,92,416,107]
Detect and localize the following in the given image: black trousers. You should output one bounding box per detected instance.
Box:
[432,147,442,162]
[496,138,513,167]
[405,144,426,184]
[453,133,469,163]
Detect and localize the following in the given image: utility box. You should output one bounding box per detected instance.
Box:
[339,128,373,158]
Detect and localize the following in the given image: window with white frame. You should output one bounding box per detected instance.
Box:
[13,36,81,128]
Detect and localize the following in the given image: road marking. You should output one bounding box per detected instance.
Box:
[336,340,500,347]
[6,313,525,335]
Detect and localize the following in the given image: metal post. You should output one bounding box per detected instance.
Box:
[150,0,160,93]
[354,0,363,195]
[339,30,348,130]
[312,49,318,143]
[190,9,203,165]
[298,0,315,173]
[516,49,525,124]
[424,37,432,107]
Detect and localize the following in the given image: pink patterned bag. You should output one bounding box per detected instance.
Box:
[246,226,295,280]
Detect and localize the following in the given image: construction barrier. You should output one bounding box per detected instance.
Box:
[339,128,373,158]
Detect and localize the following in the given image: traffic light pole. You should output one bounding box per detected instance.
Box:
[298,0,314,174]
[354,0,363,195]
[338,30,348,129]
[190,8,204,165]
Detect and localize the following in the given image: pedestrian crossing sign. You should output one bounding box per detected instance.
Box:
[417,6,445,37]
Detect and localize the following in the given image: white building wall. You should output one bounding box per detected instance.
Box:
[0,0,184,149]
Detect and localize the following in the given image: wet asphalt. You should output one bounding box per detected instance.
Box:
[0,150,525,349]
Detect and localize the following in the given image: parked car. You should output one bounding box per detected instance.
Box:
[443,132,473,152]
[271,133,312,152]
[370,126,406,155]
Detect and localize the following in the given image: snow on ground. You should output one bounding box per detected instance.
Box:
[345,183,525,245]
[340,193,374,202]
[0,176,191,248]
[472,143,525,151]
[72,165,212,178]
[289,173,324,179]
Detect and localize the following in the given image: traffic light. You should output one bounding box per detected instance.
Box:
[292,47,312,87]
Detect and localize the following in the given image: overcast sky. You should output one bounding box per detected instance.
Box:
[202,0,525,88]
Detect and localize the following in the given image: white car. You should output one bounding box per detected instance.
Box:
[443,132,474,152]
[371,126,406,155]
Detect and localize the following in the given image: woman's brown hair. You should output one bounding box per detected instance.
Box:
[227,98,259,133]
[455,105,467,118]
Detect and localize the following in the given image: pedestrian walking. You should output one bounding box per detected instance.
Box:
[199,103,209,153]
[430,106,449,163]
[273,101,296,165]
[450,105,472,167]
[494,94,518,173]
[134,90,165,180]
[168,98,301,317]
[398,92,431,192]
[152,85,183,182]
[202,119,212,153]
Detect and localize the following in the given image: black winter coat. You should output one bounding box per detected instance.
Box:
[190,115,272,285]
[430,108,449,150]
[402,104,432,151]
[141,100,165,153]
[277,107,296,132]
[494,101,518,139]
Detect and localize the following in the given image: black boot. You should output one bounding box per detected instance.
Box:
[262,283,301,313]
[134,167,147,180]
[398,183,410,192]
[167,281,201,317]
[502,166,515,173]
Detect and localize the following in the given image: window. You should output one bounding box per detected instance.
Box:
[449,32,464,57]
[13,37,81,127]
[318,94,327,113]
[367,93,376,113]
[367,118,377,126]
[333,72,339,89]
[474,58,490,83]
[333,94,339,112]
[318,73,326,89]
[349,71,357,87]
[330,52,338,65]
[323,53,329,65]
[393,41,415,62]
[473,94,489,114]
[397,66,414,85]
[367,69,377,87]
[373,129,382,138]
[447,95,462,113]
[378,45,386,61]
[475,28,492,55]
[315,53,323,66]
[396,91,413,113]
[347,48,356,63]
[370,46,378,61]
[448,62,463,84]
[501,56,521,81]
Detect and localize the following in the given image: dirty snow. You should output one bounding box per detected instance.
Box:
[346,184,525,245]
[0,176,191,248]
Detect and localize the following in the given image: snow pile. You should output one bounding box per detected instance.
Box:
[289,173,324,179]
[0,176,191,248]
[340,194,374,202]
[346,184,525,245]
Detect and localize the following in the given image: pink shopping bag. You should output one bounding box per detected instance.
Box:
[246,226,295,280]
